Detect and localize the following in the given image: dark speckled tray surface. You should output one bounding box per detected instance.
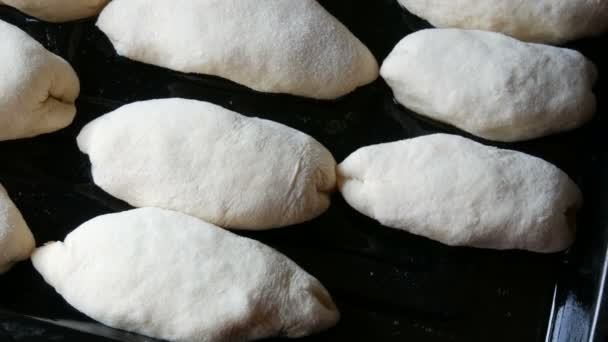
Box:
[1,1,607,341]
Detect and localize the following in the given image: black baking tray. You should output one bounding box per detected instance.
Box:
[0,1,607,341]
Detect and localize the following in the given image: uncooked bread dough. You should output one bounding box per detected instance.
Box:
[32,208,340,342]
[397,0,608,44]
[0,183,35,273]
[77,98,336,230]
[337,134,582,253]
[0,20,79,141]
[0,0,109,22]
[381,29,597,142]
[96,0,379,100]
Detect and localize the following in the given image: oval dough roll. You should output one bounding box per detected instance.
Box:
[0,19,79,141]
[0,0,109,23]
[1,183,35,273]
[96,0,379,100]
[77,98,336,230]
[397,0,608,44]
[32,208,339,342]
[337,134,582,253]
[381,29,597,142]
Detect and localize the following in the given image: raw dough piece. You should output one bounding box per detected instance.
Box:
[32,208,340,342]
[77,98,336,230]
[0,0,109,22]
[397,0,608,44]
[0,20,79,141]
[337,134,582,253]
[0,183,35,273]
[96,0,378,100]
[381,29,597,142]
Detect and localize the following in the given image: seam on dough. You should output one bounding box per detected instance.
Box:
[315,167,335,196]
[43,93,74,106]
[282,148,307,216]
[337,175,365,184]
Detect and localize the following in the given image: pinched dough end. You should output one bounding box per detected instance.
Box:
[281,272,340,338]
[75,118,96,155]
[289,141,337,227]
[20,52,80,139]
[0,20,79,141]
[35,54,80,136]
[31,242,65,282]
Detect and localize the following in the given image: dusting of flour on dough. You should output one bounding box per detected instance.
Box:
[381,29,597,142]
[96,0,378,99]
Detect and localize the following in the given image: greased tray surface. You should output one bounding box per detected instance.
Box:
[0,1,607,341]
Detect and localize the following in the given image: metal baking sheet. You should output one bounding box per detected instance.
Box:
[0,1,606,341]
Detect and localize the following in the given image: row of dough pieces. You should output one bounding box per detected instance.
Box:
[2,0,606,42]
[0,0,602,142]
[0,1,597,341]
[0,101,584,341]
[0,96,583,340]
[0,102,581,341]
[1,92,583,256]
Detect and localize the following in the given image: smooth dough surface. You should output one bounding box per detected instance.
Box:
[96,0,379,100]
[32,208,339,342]
[77,98,336,230]
[0,183,35,273]
[397,0,608,44]
[337,134,582,253]
[381,29,597,142]
[0,20,79,141]
[0,0,109,22]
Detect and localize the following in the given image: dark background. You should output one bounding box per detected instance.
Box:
[0,1,606,341]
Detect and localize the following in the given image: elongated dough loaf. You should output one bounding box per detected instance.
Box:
[381,29,597,142]
[0,20,79,141]
[0,0,109,22]
[32,208,339,342]
[0,183,35,273]
[397,0,608,44]
[77,98,336,230]
[96,0,379,100]
[337,134,582,253]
